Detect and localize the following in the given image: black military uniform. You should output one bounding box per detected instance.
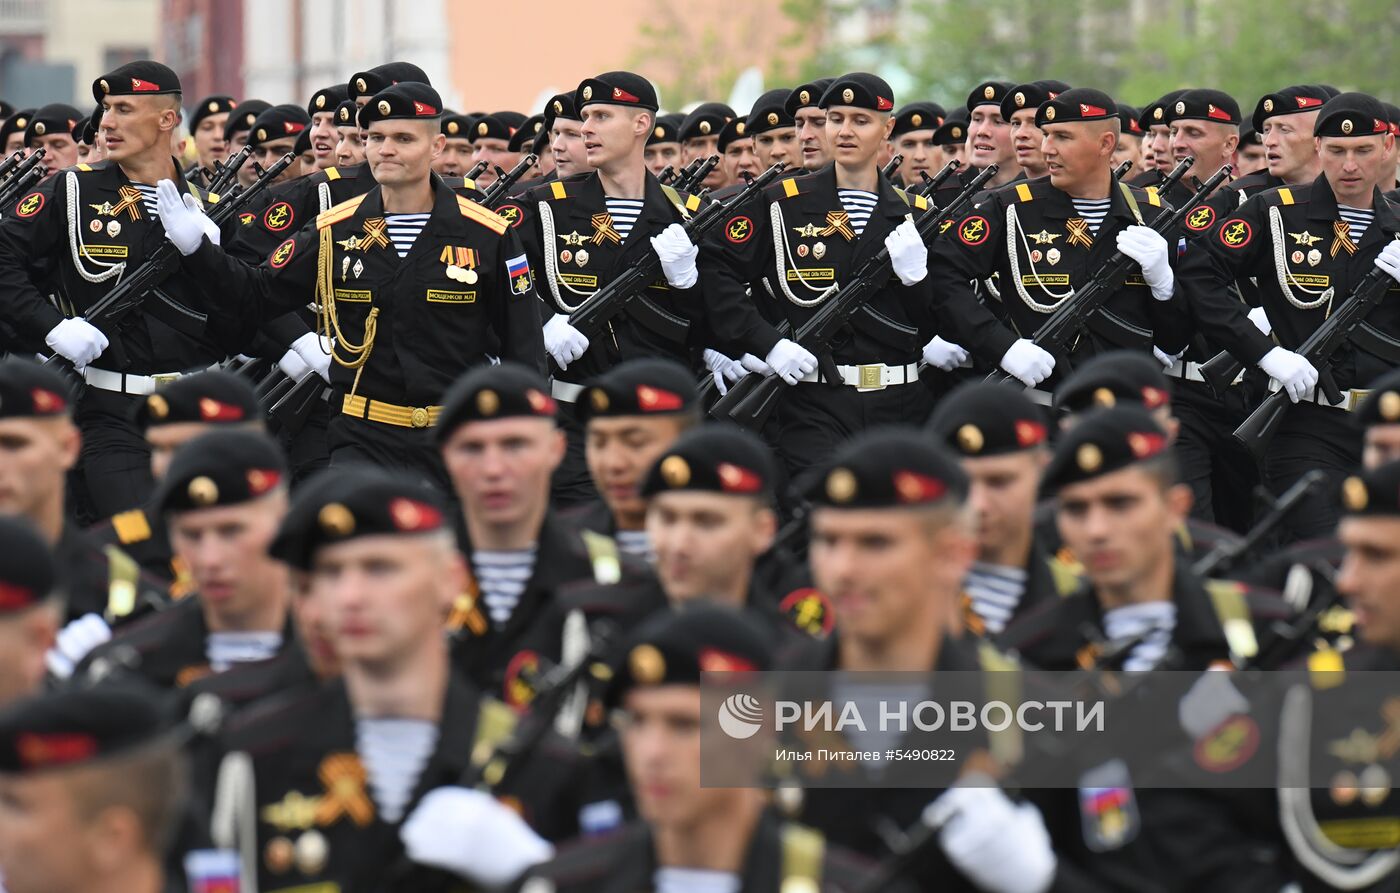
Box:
[1128,90,1188,191]
[1178,93,1400,540]
[177,82,545,487]
[184,94,238,187]
[0,62,247,520]
[928,89,1178,402]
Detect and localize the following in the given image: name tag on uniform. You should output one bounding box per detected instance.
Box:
[1123,274,1147,287]
[83,244,128,259]
[1022,273,1071,286]
[1289,273,1330,289]
[787,267,835,283]
[426,289,476,304]
[559,273,598,289]
[333,288,372,303]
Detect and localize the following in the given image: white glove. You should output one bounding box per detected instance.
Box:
[1178,668,1251,741]
[45,317,108,368]
[927,781,1057,893]
[763,338,818,386]
[1247,306,1272,336]
[921,335,968,371]
[44,613,112,680]
[1116,224,1173,301]
[399,786,553,886]
[1258,346,1318,403]
[1152,345,1181,371]
[885,219,929,286]
[290,332,332,383]
[650,223,699,289]
[739,353,773,375]
[703,348,747,396]
[1374,240,1400,285]
[155,179,213,255]
[543,314,589,370]
[998,339,1055,387]
[277,347,311,381]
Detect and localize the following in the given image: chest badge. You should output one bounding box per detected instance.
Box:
[557,229,588,246]
[1065,217,1094,249]
[1290,230,1323,247]
[1308,248,1323,266]
[1029,229,1061,245]
[89,218,103,233]
[106,220,122,237]
[792,223,823,239]
[821,210,856,241]
[812,241,827,260]
[1047,248,1062,265]
[89,201,116,216]
[358,217,391,252]
[589,213,621,246]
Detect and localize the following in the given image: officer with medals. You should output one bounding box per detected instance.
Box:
[158,81,546,487]
[1177,92,1400,540]
[0,62,238,520]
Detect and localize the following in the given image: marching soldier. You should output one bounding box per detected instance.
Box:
[75,430,293,689]
[470,110,527,189]
[542,92,592,185]
[0,107,32,156]
[788,78,835,172]
[1161,88,1241,207]
[245,103,311,186]
[185,94,236,184]
[1003,80,1070,183]
[334,99,366,168]
[158,81,546,487]
[435,110,475,177]
[742,89,800,175]
[0,518,60,708]
[1178,92,1400,540]
[1111,104,1146,178]
[307,83,347,171]
[224,98,271,186]
[1130,90,1187,188]
[888,100,946,188]
[931,107,970,174]
[716,116,760,189]
[643,112,682,177]
[678,101,735,191]
[22,103,83,177]
[966,80,1023,190]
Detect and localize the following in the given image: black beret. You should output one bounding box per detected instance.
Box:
[927,382,1049,457]
[0,100,13,120]
[967,80,1015,112]
[531,128,549,156]
[0,517,56,614]
[358,83,444,128]
[93,61,180,103]
[746,89,796,136]
[577,358,698,423]
[0,682,175,773]
[1139,89,1189,129]
[1117,104,1144,136]
[1251,85,1330,133]
[1383,103,1400,137]
[72,114,94,146]
[1239,124,1261,145]
[717,116,752,153]
[1054,350,1172,416]
[0,109,34,148]
[1356,368,1400,430]
[132,370,260,430]
[576,71,659,114]
[1001,80,1070,122]
[308,83,348,118]
[785,79,835,117]
[247,104,310,148]
[190,95,236,130]
[640,425,777,500]
[1165,88,1241,126]
[1340,460,1400,517]
[1041,406,1171,496]
[348,62,430,100]
[436,361,557,442]
[334,100,360,128]
[1314,92,1391,138]
[441,112,472,138]
[543,93,579,132]
[469,110,524,143]
[1035,88,1116,128]
[820,72,894,113]
[891,102,946,138]
[648,113,683,145]
[508,114,544,153]
[607,604,771,706]
[932,107,969,146]
[679,102,736,142]
[808,428,969,509]
[153,429,287,515]
[223,99,270,142]
[0,357,73,419]
[22,103,82,145]
[269,467,448,570]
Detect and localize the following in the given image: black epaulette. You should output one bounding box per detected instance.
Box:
[1261,183,1313,208]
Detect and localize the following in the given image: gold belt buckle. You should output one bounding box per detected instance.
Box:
[856,364,886,392]
[1347,389,1371,412]
[151,373,179,389]
[409,407,431,428]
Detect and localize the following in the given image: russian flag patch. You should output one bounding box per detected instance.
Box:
[505,253,532,296]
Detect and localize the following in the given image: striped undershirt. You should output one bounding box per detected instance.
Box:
[1071,197,1112,235]
[131,182,160,218]
[655,868,741,893]
[1102,601,1177,672]
[603,197,645,241]
[385,213,431,258]
[205,631,282,673]
[473,547,538,626]
[964,562,1029,635]
[1337,205,1375,244]
[837,188,878,236]
[615,529,653,563]
[355,718,439,824]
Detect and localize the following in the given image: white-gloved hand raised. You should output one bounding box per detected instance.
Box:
[885,219,929,286]
[1258,346,1318,403]
[399,787,554,886]
[998,339,1055,387]
[650,223,699,289]
[543,314,589,370]
[155,179,216,255]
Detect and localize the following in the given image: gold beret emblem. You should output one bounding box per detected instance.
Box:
[355,78,368,93]
[984,85,996,100]
[582,86,593,101]
[767,112,780,126]
[1263,98,1274,113]
[99,79,110,94]
[629,644,666,684]
[1380,390,1400,421]
[1093,387,1117,408]
[1343,475,1368,511]
[319,503,355,536]
[1175,101,1186,115]
[842,88,855,103]
[553,100,563,114]
[1014,91,1026,108]
[1153,107,1163,121]
[952,126,962,138]
[956,424,984,454]
[315,94,326,109]
[476,389,500,416]
[1045,106,1055,121]
[735,122,745,135]
[377,100,390,116]
[660,455,691,487]
[699,120,711,135]
[653,125,663,138]
[1341,119,1354,135]
[208,101,219,113]
[589,389,609,412]
[826,467,857,503]
[33,122,44,135]
[1076,443,1103,473]
[339,107,349,122]
[145,394,169,420]
[447,121,459,134]
[800,90,811,104]
[187,476,219,506]
[477,121,489,136]
[256,128,266,141]
[911,113,922,127]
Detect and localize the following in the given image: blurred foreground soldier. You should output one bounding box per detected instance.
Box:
[1178,92,1400,540]
[927,382,1072,635]
[788,79,834,172]
[518,604,888,892]
[785,429,1060,892]
[186,95,236,181]
[208,469,559,892]
[0,518,60,708]
[159,81,545,487]
[0,684,188,893]
[72,430,292,688]
[23,103,82,177]
[643,112,681,177]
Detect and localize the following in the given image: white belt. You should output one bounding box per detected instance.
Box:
[1267,380,1370,412]
[552,380,586,403]
[798,362,920,391]
[1165,359,1243,386]
[82,366,203,396]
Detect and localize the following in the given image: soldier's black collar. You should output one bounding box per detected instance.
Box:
[1307,172,1400,236]
[1013,173,1144,224]
[804,163,919,220]
[349,173,459,237]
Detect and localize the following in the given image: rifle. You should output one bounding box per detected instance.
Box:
[566,162,787,346]
[677,154,719,192]
[480,153,538,208]
[657,164,677,185]
[0,148,46,207]
[0,162,46,211]
[1191,470,1327,578]
[881,153,904,180]
[983,157,1226,385]
[914,159,960,198]
[464,159,489,181]
[670,156,704,189]
[1113,159,1134,180]
[711,164,999,430]
[1232,264,1396,459]
[0,150,25,184]
[206,146,251,196]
